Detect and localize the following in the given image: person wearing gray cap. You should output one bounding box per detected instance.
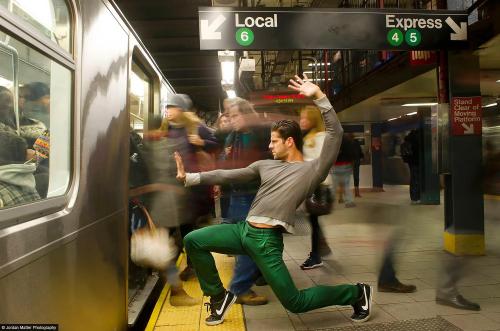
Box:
[164,93,219,281]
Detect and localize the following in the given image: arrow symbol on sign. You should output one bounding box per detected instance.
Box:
[445,17,467,41]
[462,123,474,134]
[200,15,226,40]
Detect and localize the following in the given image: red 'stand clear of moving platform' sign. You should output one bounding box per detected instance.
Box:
[451,96,482,135]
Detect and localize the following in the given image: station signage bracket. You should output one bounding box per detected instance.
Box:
[199,7,468,51]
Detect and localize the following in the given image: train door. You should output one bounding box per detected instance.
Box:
[127,51,162,327]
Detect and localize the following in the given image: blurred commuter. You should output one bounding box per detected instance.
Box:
[352,135,363,198]
[175,75,372,326]
[0,86,18,132]
[18,82,48,146]
[401,129,420,204]
[163,94,218,281]
[331,134,355,207]
[299,105,332,270]
[214,112,232,153]
[436,255,480,311]
[0,130,40,208]
[377,230,417,293]
[213,112,232,219]
[483,140,500,195]
[220,97,270,305]
[22,82,50,129]
[141,115,198,306]
[0,85,45,143]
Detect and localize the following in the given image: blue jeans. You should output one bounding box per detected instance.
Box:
[332,164,354,204]
[226,194,261,295]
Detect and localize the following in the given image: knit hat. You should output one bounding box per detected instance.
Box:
[166,94,192,111]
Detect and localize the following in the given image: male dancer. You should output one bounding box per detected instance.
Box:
[175,74,372,326]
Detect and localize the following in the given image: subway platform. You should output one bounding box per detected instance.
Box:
[150,186,500,331]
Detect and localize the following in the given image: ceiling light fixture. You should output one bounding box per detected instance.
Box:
[388,117,399,121]
[307,62,331,67]
[483,103,497,108]
[406,112,418,116]
[402,102,438,107]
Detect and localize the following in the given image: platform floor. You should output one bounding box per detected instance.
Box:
[153,186,500,331]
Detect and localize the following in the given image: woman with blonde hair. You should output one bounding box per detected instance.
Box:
[299,105,333,270]
[163,94,218,280]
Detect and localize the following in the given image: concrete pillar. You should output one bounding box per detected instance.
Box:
[419,107,440,205]
[441,50,484,255]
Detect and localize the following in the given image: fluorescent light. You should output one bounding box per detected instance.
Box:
[307,62,331,67]
[388,117,399,121]
[302,71,313,74]
[226,90,237,98]
[220,61,235,85]
[406,112,418,116]
[496,80,500,83]
[0,76,12,88]
[402,102,438,107]
[304,78,332,81]
[483,103,497,108]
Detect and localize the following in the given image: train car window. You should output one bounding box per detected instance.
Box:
[129,61,151,134]
[160,82,170,118]
[0,31,71,210]
[0,0,71,53]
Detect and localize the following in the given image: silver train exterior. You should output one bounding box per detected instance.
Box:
[0,0,173,329]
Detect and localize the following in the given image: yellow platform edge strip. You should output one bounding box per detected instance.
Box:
[144,254,184,331]
[444,231,485,255]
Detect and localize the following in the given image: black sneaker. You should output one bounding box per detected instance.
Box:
[300,253,323,270]
[351,283,372,323]
[204,291,236,326]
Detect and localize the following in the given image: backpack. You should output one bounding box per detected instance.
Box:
[400,141,413,162]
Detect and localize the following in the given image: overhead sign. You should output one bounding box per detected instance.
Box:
[451,96,482,136]
[199,7,468,50]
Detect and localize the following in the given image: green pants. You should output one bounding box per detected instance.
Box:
[184,222,359,313]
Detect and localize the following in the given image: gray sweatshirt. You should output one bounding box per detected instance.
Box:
[187,96,343,228]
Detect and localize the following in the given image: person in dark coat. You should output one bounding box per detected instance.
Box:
[351,135,363,197]
[402,129,421,204]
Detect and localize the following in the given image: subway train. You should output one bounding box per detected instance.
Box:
[0,0,172,329]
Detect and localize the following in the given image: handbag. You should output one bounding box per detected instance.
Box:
[130,203,177,270]
[306,185,333,216]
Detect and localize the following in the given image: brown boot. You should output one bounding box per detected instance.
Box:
[355,187,361,197]
[235,290,268,306]
[169,286,199,306]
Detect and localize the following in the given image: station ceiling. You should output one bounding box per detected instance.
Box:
[113,0,343,116]
[114,0,499,123]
